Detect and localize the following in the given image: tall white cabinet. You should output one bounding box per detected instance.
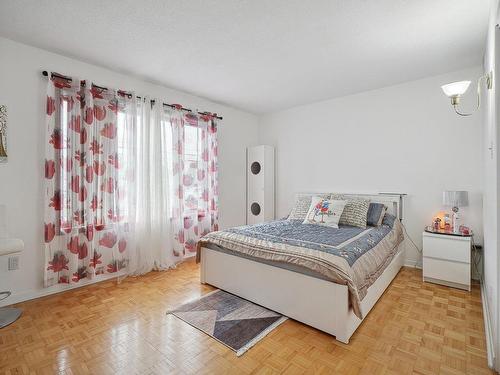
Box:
[247,145,275,224]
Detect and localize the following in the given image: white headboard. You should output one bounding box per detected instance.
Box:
[297,192,406,221]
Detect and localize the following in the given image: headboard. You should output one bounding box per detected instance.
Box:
[297,192,406,221]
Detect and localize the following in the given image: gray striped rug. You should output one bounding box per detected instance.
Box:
[167,290,287,356]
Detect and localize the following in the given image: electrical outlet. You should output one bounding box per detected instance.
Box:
[8,256,19,271]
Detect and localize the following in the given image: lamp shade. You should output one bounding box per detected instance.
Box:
[443,191,469,208]
[441,81,471,97]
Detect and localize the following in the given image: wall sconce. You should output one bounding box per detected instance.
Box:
[441,71,493,116]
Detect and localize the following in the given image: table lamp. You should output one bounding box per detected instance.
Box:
[443,191,468,233]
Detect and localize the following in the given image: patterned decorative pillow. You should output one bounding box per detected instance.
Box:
[366,203,387,227]
[302,197,347,228]
[331,194,370,228]
[288,193,329,221]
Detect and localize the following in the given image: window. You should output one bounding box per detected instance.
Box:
[183,124,203,215]
[164,116,206,220]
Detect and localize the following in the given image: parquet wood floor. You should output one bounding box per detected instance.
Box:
[0,262,494,374]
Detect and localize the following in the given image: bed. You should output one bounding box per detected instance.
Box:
[197,193,405,343]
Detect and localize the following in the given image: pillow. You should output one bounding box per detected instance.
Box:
[302,197,347,228]
[382,213,397,227]
[366,203,387,227]
[331,194,370,228]
[288,193,329,221]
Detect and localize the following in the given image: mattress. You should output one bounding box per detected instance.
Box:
[197,215,404,319]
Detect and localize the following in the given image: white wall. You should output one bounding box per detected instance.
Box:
[0,37,259,304]
[482,0,499,369]
[259,67,483,267]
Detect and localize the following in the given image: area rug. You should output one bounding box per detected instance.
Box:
[167,290,287,356]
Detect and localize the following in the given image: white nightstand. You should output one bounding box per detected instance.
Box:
[422,231,471,291]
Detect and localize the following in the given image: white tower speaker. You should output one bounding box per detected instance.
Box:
[247,145,275,224]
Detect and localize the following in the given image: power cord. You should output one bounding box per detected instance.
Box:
[400,220,422,254]
[471,236,483,282]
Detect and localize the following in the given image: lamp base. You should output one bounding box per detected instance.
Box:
[452,208,460,233]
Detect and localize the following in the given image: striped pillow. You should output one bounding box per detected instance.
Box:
[331,195,370,228]
[288,193,329,221]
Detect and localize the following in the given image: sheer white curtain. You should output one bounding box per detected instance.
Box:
[130,99,181,274]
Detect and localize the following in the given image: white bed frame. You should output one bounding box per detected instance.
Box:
[200,193,405,344]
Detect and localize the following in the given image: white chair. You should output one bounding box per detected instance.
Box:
[0,205,23,328]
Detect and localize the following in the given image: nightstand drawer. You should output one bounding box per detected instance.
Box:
[422,234,470,263]
[423,257,470,286]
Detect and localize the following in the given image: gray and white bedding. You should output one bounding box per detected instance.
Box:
[196,214,404,319]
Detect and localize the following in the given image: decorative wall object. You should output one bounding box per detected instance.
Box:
[0,105,7,163]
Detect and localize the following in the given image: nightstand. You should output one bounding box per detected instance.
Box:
[422,230,471,291]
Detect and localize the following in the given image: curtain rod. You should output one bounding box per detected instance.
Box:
[41,71,223,120]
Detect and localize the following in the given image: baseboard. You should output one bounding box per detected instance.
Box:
[0,272,124,308]
[404,259,422,269]
[480,280,495,369]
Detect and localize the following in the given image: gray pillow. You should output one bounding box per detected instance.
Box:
[288,193,329,221]
[366,203,387,227]
[331,194,370,228]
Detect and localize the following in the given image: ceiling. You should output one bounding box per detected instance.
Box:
[0,0,490,113]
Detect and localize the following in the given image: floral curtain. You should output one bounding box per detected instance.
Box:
[168,108,219,257]
[43,75,220,286]
[44,76,137,286]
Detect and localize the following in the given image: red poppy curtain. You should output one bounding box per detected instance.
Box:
[43,76,220,287]
[44,77,137,286]
[169,109,219,257]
